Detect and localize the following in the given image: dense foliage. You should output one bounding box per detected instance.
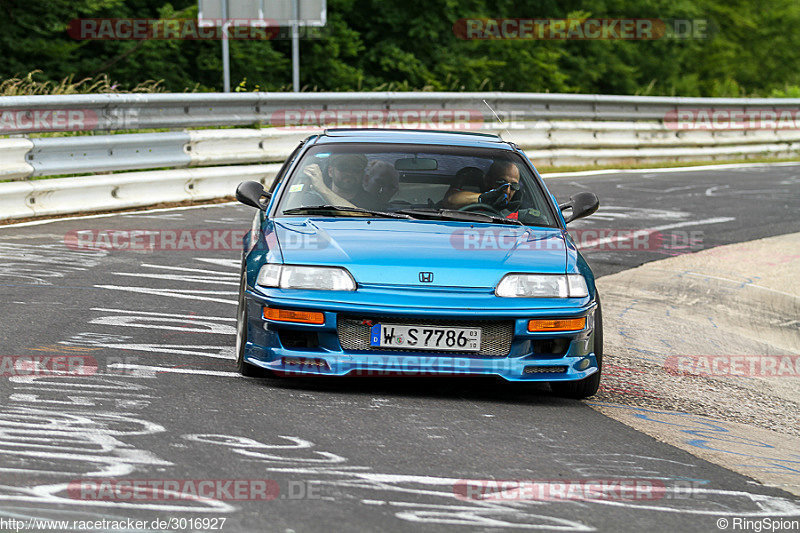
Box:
[1,0,799,95]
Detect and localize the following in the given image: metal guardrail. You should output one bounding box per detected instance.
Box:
[1,129,309,180]
[3,122,800,181]
[0,164,281,220]
[0,138,33,180]
[2,91,800,221]
[27,132,191,176]
[3,92,800,133]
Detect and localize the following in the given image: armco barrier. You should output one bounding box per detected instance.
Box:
[0,138,34,180]
[27,132,191,177]
[0,164,279,220]
[3,92,800,132]
[185,128,310,166]
[2,91,800,221]
[5,122,800,180]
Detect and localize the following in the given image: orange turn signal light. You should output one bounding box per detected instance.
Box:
[264,307,325,325]
[528,317,586,332]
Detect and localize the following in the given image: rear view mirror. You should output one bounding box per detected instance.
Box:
[236,181,270,211]
[394,157,438,171]
[559,192,599,224]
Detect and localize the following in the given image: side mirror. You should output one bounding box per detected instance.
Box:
[559,192,599,224]
[236,181,270,211]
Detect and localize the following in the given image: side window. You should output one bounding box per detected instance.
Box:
[268,141,306,194]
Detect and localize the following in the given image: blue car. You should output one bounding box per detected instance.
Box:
[234,129,602,398]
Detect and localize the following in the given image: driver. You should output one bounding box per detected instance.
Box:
[302,154,382,209]
[443,161,521,211]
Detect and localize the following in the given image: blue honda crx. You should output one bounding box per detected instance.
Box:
[234,129,602,398]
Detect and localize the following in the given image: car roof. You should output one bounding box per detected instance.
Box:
[313,128,514,150]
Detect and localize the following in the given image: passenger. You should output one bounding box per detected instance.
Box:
[444,161,520,210]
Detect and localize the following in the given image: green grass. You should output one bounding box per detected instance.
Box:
[1,70,167,97]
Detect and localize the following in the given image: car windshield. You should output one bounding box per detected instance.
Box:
[275,143,558,228]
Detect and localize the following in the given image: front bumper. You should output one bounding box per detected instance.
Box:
[242,287,599,382]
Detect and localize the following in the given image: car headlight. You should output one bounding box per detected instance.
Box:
[495,274,588,298]
[256,264,356,291]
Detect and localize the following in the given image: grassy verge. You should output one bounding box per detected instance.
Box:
[1,71,166,97]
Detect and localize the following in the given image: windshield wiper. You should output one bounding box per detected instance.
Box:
[282,205,412,219]
[395,208,523,226]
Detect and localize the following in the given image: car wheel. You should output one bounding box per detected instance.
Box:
[551,298,603,399]
[236,268,270,378]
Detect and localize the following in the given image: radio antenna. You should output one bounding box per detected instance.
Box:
[483,99,514,141]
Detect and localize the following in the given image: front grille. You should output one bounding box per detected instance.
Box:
[337,316,513,357]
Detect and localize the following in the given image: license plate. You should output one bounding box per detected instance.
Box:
[369,324,482,352]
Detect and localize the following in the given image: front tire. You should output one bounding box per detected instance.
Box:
[551,299,603,399]
[236,269,269,378]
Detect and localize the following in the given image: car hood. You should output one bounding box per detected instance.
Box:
[271,218,569,289]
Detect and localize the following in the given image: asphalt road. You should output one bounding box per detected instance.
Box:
[0,163,799,532]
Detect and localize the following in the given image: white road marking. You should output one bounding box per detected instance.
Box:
[107,364,241,377]
[140,264,238,277]
[614,184,700,194]
[705,185,728,196]
[122,213,186,219]
[195,258,241,269]
[94,285,237,305]
[91,307,236,321]
[112,272,238,286]
[583,206,690,222]
[89,315,236,335]
[705,185,793,197]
